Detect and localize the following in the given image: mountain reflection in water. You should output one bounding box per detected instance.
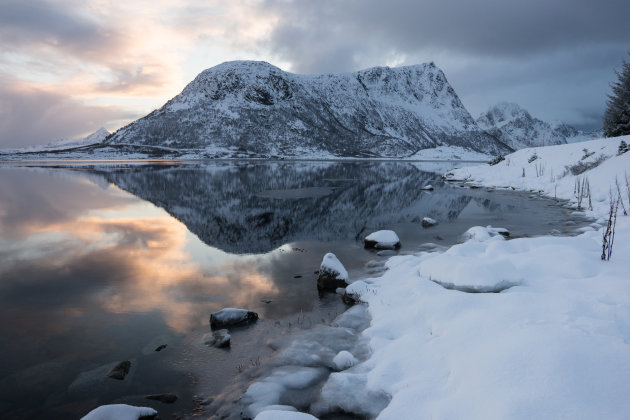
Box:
[93,161,477,254]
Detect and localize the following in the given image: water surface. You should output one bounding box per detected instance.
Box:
[0,161,591,419]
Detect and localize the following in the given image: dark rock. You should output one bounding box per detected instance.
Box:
[317,273,349,290]
[106,361,131,380]
[293,275,303,278]
[154,344,167,352]
[421,217,438,228]
[146,393,178,404]
[342,291,361,305]
[210,308,259,329]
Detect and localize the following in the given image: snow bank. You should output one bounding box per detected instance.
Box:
[310,136,630,419]
[81,404,156,420]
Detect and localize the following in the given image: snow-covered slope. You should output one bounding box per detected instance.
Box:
[476,102,596,150]
[305,136,630,419]
[104,61,510,158]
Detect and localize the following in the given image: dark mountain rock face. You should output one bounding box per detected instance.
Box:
[104,61,510,157]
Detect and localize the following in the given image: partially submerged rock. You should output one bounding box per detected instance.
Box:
[420,184,434,191]
[107,361,131,380]
[364,230,401,249]
[203,329,231,348]
[210,308,258,329]
[421,217,438,228]
[145,393,178,404]
[317,253,349,290]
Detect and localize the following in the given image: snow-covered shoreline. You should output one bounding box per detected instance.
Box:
[320,136,630,419]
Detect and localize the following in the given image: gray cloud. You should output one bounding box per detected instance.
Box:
[0,80,137,148]
[0,0,121,58]
[260,0,630,70]
[249,0,630,129]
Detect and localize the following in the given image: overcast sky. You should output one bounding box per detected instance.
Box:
[1,0,628,148]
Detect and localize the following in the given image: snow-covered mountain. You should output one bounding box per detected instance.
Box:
[104,61,510,158]
[476,102,600,150]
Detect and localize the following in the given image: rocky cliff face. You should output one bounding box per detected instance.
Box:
[104,61,510,157]
[476,102,573,150]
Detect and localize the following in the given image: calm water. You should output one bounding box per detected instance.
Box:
[0,161,591,419]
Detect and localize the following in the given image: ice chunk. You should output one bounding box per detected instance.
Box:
[364,230,401,249]
[81,404,157,420]
[332,351,358,371]
[210,308,258,329]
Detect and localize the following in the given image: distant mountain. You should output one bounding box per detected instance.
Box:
[476,102,600,149]
[2,128,110,155]
[103,61,510,158]
[44,127,110,149]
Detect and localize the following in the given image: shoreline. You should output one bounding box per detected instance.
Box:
[332,136,630,419]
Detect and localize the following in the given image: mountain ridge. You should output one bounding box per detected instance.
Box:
[103,61,511,158]
[476,102,601,149]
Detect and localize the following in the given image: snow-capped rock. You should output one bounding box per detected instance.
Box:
[364,230,401,249]
[476,102,569,150]
[318,253,349,290]
[421,217,438,227]
[104,61,510,158]
[209,308,258,329]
